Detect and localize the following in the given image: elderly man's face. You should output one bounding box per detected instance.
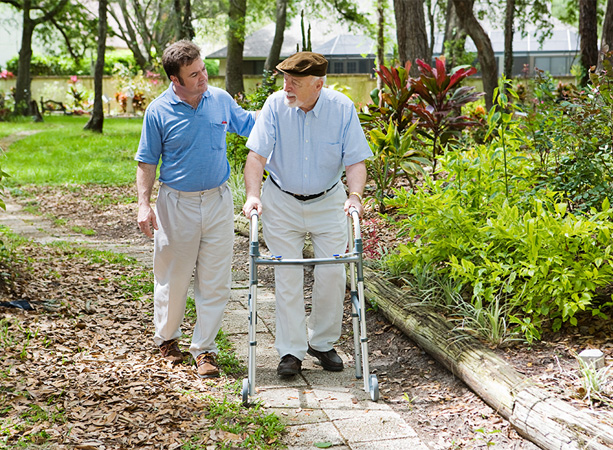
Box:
[283,74,323,111]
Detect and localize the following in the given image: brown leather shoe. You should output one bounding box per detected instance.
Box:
[159,340,185,363]
[307,345,344,371]
[196,352,220,378]
[277,354,302,377]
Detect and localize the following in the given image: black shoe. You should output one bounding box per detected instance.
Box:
[307,345,344,372]
[277,354,302,377]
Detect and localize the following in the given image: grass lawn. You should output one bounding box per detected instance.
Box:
[0,115,144,186]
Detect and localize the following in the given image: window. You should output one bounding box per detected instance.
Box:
[512,56,529,76]
[534,56,550,73]
[550,56,569,75]
[347,61,357,73]
[359,59,371,74]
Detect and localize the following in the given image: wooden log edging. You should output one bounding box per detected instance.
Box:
[361,266,613,450]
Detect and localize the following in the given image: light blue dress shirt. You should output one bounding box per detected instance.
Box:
[246,88,372,195]
[136,84,255,192]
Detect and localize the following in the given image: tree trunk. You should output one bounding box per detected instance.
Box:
[426,0,435,58]
[173,0,194,41]
[452,0,496,110]
[182,0,195,40]
[84,0,107,133]
[9,0,69,117]
[579,0,598,86]
[504,0,515,79]
[264,0,288,74]
[108,0,151,71]
[361,265,613,450]
[226,0,247,96]
[599,0,613,70]
[14,0,34,116]
[376,0,385,91]
[442,0,466,71]
[393,0,430,77]
[511,387,613,450]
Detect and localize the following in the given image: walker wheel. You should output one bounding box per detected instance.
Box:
[242,378,250,407]
[369,374,379,402]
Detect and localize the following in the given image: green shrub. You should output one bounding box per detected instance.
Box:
[227,71,280,171]
[6,54,90,76]
[522,69,613,213]
[104,51,138,76]
[6,51,149,77]
[385,138,613,340]
[205,59,219,77]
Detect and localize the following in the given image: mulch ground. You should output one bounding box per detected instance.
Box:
[1,184,612,449]
[0,225,241,448]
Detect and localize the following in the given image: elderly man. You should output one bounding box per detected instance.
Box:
[136,40,256,378]
[242,52,372,377]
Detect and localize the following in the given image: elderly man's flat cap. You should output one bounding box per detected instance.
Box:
[276,52,328,77]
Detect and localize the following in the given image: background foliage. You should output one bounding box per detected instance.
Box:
[366,57,613,343]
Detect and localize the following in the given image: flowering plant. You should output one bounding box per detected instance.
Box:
[0,91,13,120]
[113,65,165,113]
[66,76,91,113]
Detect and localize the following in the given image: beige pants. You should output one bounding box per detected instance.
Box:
[152,183,234,358]
[261,179,348,360]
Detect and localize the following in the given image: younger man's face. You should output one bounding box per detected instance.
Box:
[171,58,208,97]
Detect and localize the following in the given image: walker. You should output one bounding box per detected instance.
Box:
[242,207,379,406]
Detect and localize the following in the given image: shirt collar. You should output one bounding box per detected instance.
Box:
[167,83,182,105]
[310,88,325,118]
[167,82,210,106]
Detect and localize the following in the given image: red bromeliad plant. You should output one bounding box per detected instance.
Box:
[408,57,483,176]
[359,62,419,211]
[359,57,482,210]
[360,61,415,133]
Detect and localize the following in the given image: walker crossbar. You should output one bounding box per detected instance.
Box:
[241,207,379,406]
[254,254,361,266]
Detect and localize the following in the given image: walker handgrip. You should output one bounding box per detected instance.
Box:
[347,207,361,240]
[249,209,259,242]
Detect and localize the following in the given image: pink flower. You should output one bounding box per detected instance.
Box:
[70,75,78,84]
[0,70,14,79]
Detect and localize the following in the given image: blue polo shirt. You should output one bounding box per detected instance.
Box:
[136,84,256,192]
[246,88,372,195]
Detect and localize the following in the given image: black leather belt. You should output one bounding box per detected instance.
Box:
[270,177,338,201]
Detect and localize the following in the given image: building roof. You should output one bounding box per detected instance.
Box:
[206,21,345,60]
[314,35,376,56]
[207,16,579,61]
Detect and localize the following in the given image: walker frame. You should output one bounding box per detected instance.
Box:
[241,207,379,406]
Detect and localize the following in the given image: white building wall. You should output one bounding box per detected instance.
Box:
[0,5,21,69]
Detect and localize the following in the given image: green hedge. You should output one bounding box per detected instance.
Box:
[5,52,139,76]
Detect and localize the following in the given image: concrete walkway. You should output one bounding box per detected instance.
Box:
[225,277,430,449]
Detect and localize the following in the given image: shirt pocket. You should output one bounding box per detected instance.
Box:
[318,141,343,169]
[210,122,227,151]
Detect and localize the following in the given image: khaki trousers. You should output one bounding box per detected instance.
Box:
[261,179,348,360]
[152,183,234,358]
